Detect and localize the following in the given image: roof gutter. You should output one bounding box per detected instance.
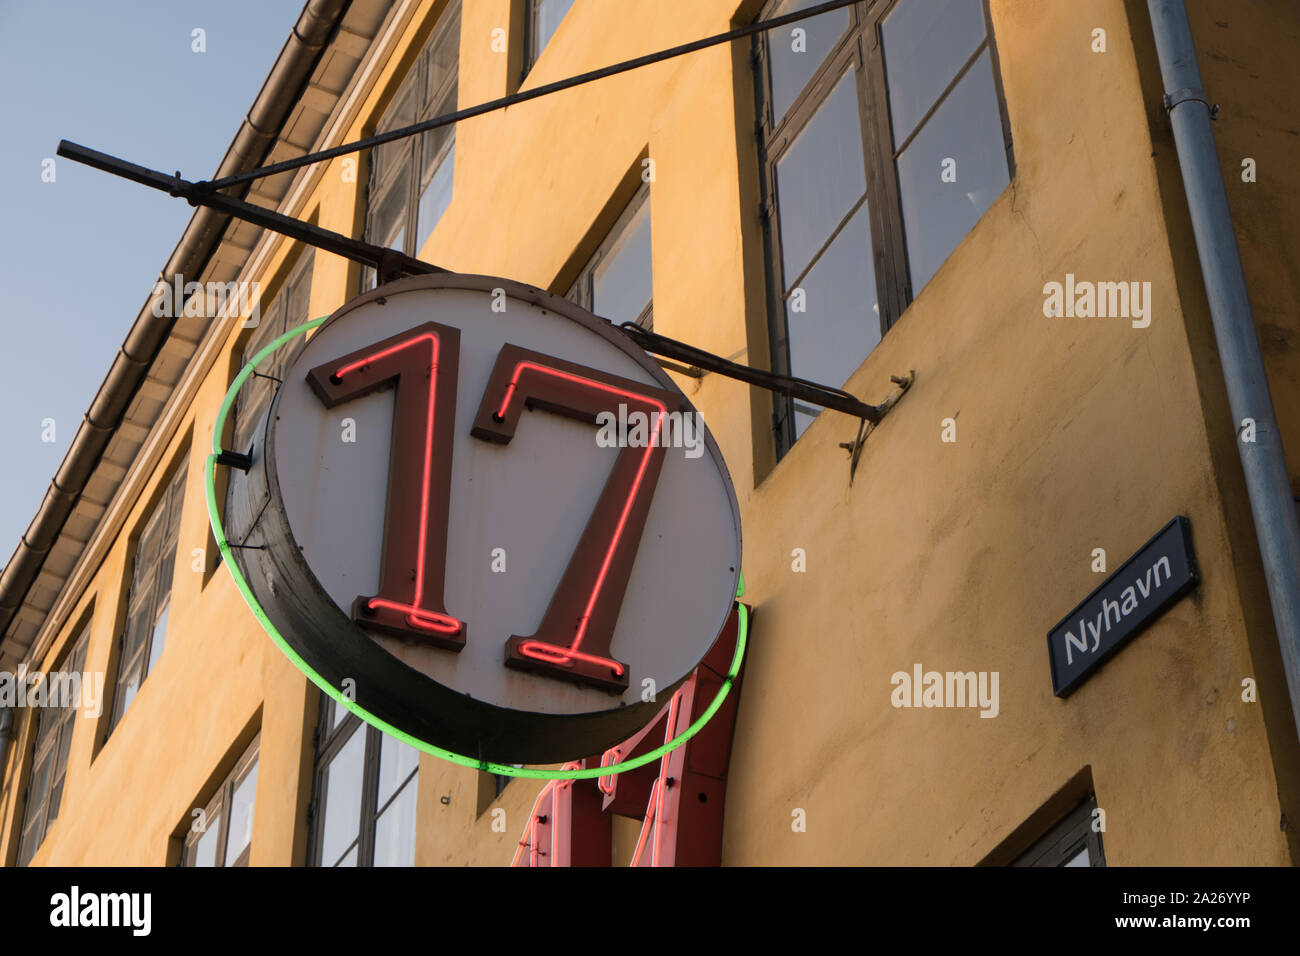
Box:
[1146,0,1300,743]
[0,0,350,636]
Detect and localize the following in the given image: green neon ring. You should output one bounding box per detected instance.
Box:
[204,314,748,780]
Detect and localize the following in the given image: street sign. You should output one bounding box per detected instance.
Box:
[1047,516,1198,697]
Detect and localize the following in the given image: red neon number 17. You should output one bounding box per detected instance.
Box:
[307,331,680,693]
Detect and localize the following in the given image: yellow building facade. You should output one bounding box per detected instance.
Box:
[2,0,1299,866]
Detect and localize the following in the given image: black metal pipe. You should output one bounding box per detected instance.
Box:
[199,0,862,193]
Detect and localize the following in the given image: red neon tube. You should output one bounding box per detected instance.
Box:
[335,332,462,635]
[497,361,666,672]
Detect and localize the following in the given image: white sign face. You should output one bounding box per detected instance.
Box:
[227,274,741,762]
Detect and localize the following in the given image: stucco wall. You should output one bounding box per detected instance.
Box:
[2,0,1293,866]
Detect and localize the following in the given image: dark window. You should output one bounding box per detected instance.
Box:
[568,183,653,331]
[181,735,259,867]
[309,698,420,867]
[16,624,90,866]
[523,0,576,74]
[755,0,1012,450]
[108,458,188,731]
[1012,794,1106,867]
[363,1,461,289]
[230,248,315,456]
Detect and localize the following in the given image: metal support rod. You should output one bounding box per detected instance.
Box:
[54,142,894,426]
[620,323,892,423]
[198,0,861,194]
[55,141,442,283]
[1147,0,1300,742]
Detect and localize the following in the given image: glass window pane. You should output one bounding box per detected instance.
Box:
[45,778,64,831]
[273,259,314,378]
[26,754,53,827]
[70,634,88,675]
[370,169,410,254]
[1065,847,1090,867]
[146,602,168,676]
[424,8,460,106]
[415,138,455,253]
[191,820,219,867]
[379,81,419,132]
[373,86,418,187]
[775,70,867,283]
[882,0,987,144]
[52,716,75,782]
[784,203,880,439]
[418,85,456,180]
[115,660,142,719]
[895,50,1009,293]
[32,701,61,758]
[372,776,418,867]
[234,342,274,454]
[767,0,851,123]
[18,819,43,866]
[330,698,347,730]
[592,198,653,327]
[165,471,187,536]
[121,603,151,667]
[155,544,176,606]
[134,511,165,574]
[335,844,358,867]
[319,728,365,866]
[533,0,576,61]
[226,761,258,865]
[377,732,419,809]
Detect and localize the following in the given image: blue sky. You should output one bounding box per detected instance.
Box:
[0,1,304,568]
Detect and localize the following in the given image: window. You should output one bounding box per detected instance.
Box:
[1011,795,1106,867]
[309,698,420,867]
[755,0,1011,448]
[568,183,654,331]
[181,735,259,867]
[523,0,576,74]
[108,458,187,731]
[230,248,315,456]
[364,1,461,287]
[16,623,90,866]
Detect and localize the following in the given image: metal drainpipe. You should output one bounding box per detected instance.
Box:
[1147,0,1300,742]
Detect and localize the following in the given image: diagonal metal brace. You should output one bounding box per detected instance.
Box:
[56,140,442,284]
[619,323,905,423]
